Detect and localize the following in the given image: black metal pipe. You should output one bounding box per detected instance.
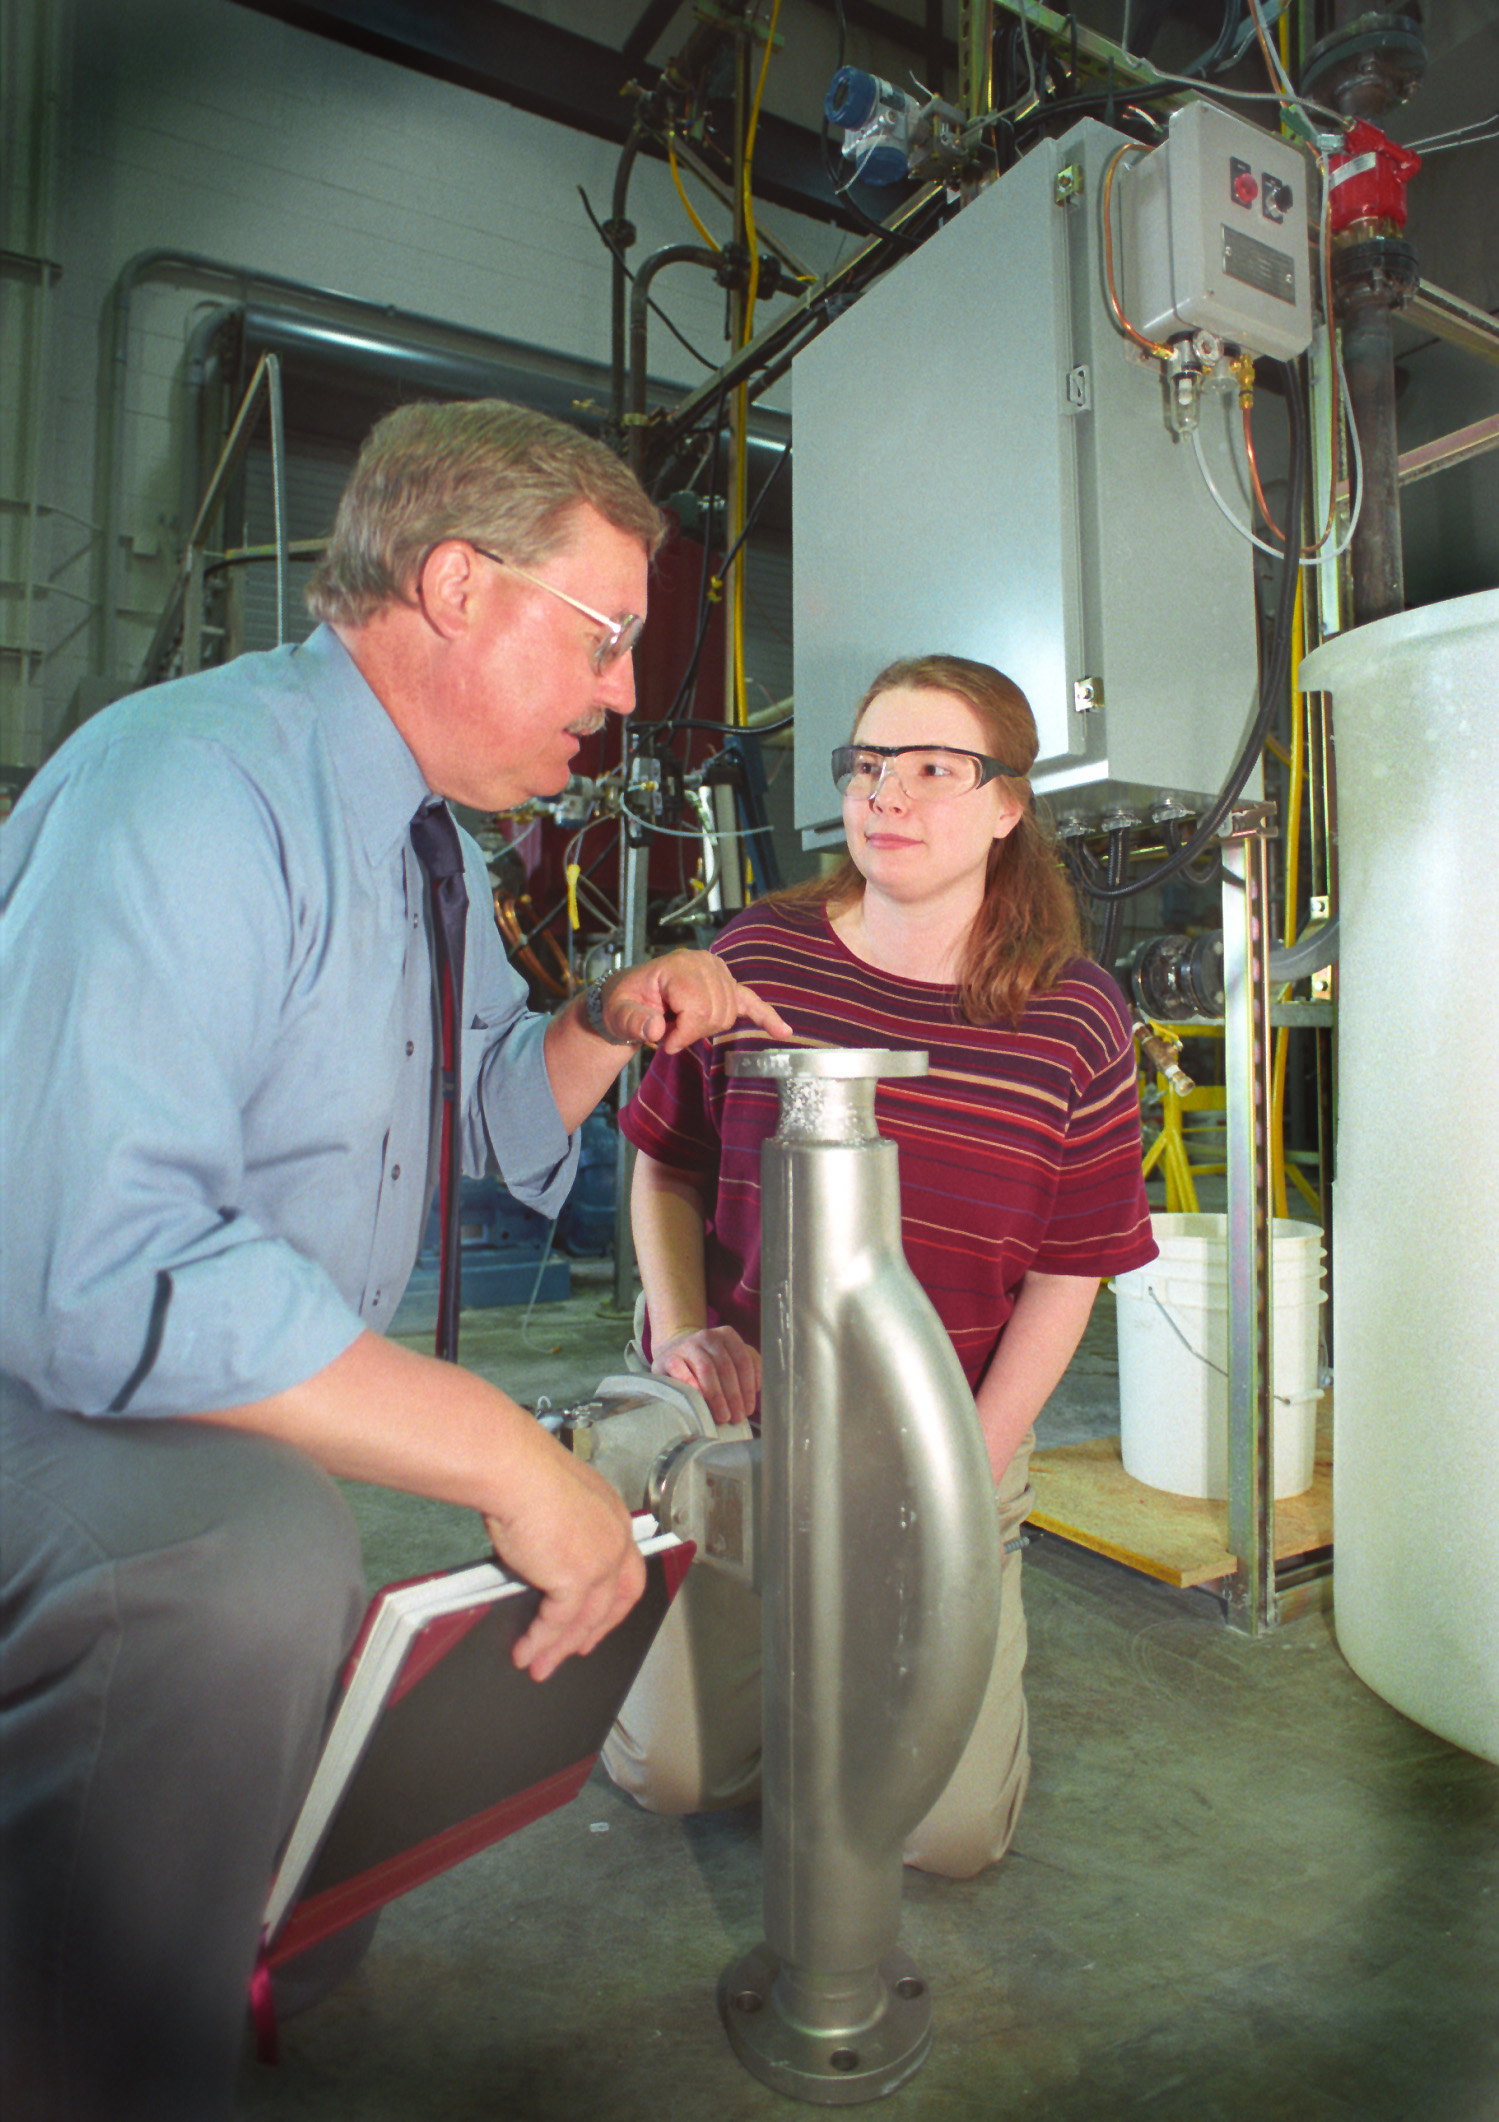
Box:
[628,245,722,477]
[608,129,645,447]
[1339,274,1406,622]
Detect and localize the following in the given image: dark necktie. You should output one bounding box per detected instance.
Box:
[410,800,469,1362]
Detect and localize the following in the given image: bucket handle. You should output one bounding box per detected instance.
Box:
[1144,1287,1304,1408]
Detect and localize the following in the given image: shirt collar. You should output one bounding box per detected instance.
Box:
[295,625,438,865]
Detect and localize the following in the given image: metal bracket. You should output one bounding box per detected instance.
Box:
[1073,675,1103,714]
[1066,364,1091,412]
[1055,159,1083,205]
[1221,798,1278,839]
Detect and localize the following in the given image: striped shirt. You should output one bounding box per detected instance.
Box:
[621,899,1157,1390]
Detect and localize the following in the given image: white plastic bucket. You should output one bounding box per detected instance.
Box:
[1113,1214,1326,1499]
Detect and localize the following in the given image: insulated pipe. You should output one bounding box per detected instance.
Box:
[102,249,622,681]
[719,1048,1002,2105]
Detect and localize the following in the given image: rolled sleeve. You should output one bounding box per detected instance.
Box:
[0,741,365,1417]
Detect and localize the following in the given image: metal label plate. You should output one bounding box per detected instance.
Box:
[1221,224,1296,306]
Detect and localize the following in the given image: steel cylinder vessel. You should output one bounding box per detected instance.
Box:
[719,1048,1002,2104]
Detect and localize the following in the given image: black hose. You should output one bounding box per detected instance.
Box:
[1164,815,1224,888]
[1182,0,1243,80]
[1071,358,1308,905]
[1095,823,1133,971]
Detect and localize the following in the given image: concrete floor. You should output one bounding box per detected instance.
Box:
[236,1261,1499,2122]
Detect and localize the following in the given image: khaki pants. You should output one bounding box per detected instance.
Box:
[602,1427,1035,1881]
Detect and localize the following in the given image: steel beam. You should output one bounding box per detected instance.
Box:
[229,0,855,227]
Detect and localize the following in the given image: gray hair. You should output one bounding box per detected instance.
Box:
[306,399,667,626]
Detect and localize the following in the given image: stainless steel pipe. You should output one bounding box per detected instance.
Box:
[719,1048,1002,2104]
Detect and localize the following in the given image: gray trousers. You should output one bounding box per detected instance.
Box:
[602,1429,1036,1880]
[0,1380,368,2122]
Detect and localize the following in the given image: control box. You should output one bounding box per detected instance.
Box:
[1120,99,1313,362]
[790,119,1264,844]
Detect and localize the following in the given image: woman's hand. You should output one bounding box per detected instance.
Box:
[651,1323,761,1428]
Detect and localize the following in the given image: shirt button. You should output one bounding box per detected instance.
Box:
[406,1041,415,1056]
[391,1164,401,1180]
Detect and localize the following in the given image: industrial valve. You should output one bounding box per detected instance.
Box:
[1130,930,1227,1022]
[1327,118,1422,240]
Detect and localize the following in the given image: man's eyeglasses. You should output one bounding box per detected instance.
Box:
[469,544,645,673]
[831,743,1025,803]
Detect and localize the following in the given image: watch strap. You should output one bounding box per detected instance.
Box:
[584,977,641,1047]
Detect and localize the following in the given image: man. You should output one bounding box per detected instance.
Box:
[0,399,790,2121]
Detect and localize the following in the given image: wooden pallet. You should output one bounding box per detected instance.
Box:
[1028,1401,1333,1589]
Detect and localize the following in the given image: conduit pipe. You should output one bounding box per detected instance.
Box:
[719,1047,1001,2104]
[627,242,723,477]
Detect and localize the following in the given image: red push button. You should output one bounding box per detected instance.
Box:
[1232,167,1259,208]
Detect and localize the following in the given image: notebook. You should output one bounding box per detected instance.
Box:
[261,1518,692,1967]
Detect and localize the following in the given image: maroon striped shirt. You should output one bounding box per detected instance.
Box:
[621,900,1157,1390]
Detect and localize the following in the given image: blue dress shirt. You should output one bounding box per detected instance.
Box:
[0,626,578,1418]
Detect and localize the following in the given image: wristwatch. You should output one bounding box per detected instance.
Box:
[583,977,642,1047]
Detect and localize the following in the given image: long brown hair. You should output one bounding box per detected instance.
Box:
[774,654,1084,1026]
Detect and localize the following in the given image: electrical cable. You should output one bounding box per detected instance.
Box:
[667,132,722,252]
[1095,822,1133,971]
[1190,170,1365,575]
[577,187,718,372]
[644,709,793,737]
[1013,72,1346,153]
[1190,354,1362,568]
[740,0,782,344]
[1244,0,1343,145]
[1071,356,1308,905]
[1164,815,1223,889]
[659,428,791,735]
[1404,113,1499,155]
[658,405,728,732]
[1179,0,1241,81]
[619,799,727,843]
[511,833,617,961]
[727,0,785,737]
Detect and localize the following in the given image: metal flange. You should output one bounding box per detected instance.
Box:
[719,1944,933,2106]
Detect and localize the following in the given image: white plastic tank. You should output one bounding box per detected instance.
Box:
[1299,589,1499,1764]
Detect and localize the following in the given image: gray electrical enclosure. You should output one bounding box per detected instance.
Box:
[791,117,1267,847]
[1121,99,1313,363]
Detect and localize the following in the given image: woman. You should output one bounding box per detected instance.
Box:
[604,654,1156,1877]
